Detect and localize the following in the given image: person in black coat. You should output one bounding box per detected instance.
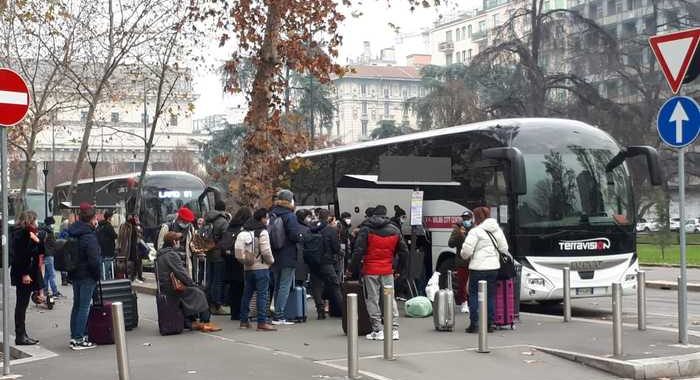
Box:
[308,209,343,320]
[10,210,43,345]
[96,210,117,279]
[226,207,252,321]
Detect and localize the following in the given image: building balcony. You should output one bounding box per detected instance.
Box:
[438,41,454,52]
[472,30,487,40]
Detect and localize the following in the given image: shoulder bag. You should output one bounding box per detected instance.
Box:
[485,231,516,280]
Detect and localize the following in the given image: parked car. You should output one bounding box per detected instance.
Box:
[636,218,660,233]
[685,218,700,233]
[670,218,681,231]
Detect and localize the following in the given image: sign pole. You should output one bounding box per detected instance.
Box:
[2,127,10,375]
[679,146,688,344]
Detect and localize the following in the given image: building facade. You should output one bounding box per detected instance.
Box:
[331,65,424,143]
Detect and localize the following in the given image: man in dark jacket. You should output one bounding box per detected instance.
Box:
[204,200,231,315]
[40,216,61,298]
[270,189,305,325]
[307,209,343,320]
[96,210,117,280]
[448,209,473,310]
[67,203,102,350]
[352,205,408,341]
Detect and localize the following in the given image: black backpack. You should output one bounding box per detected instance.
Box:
[219,226,242,256]
[267,212,287,251]
[301,231,323,268]
[54,236,80,272]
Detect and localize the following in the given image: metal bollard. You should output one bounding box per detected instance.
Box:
[347,293,359,379]
[383,285,395,360]
[477,280,489,353]
[563,267,571,322]
[112,302,131,380]
[637,271,646,331]
[612,283,623,356]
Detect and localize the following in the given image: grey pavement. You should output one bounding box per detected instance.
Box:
[641,266,700,283]
[4,281,700,380]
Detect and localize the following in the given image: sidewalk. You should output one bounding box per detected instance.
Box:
[641,266,700,291]
[6,282,700,380]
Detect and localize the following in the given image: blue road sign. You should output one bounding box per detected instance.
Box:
[657,96,700,148]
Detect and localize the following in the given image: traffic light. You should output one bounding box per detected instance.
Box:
[683,48,699,84]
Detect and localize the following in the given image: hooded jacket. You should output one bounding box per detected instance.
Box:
[155,246,208,316]
[235,219,274,271]
[204,210,231,263]
[97,220,117,258]
[460,218,507,271]
[352,215,408,276]
[270,200,304,268]
[315,221,341,265]
[67,220,102,281]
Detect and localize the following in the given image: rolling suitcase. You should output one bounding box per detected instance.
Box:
[494,278,515,329]
[88,282,114,345]
[433,270,455,331]
[193,255,207,287]
[341,280,372,336]
[93,279,139,330]
[154,262,184,336]
[284,285,307,322]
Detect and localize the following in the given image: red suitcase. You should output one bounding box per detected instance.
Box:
[88,301,114,345]
[494,278,515,329]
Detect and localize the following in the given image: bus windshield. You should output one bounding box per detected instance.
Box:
[518,145,632,228]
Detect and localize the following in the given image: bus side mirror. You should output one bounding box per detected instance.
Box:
[482,147,527,195]
[198,186,223,212]
[606,146,664,186]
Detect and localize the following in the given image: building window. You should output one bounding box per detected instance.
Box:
[468,49,473,60]
[110,112,119,123]
[361,101,367,114]
[170,114,178,126]
[589,1,599,18]
[446,53,453,65]
[402,88,408,98]
[468,25,472,37]
[462,26,467,39]
[615,0,623,13]
[607,0,616,15]
[446,30,452,42]
[383,88,389,98]
[478,20,486,32]
[80,111,87,121]
[543,0,550,10]
[456,28,461,41]
[627,0,635,10]
[361,83,367,95]
[492,14,499,27]
[384,102,389,117]
[361,120,368,136]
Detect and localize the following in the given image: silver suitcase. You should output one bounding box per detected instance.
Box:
[433,270,455,331]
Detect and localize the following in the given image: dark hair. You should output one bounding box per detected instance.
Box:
[253,208,269,222]
[393,205,406,217]
[104,210,114,220]
[231,207,253,226]
[296,209,312,222]
[473,207,491,226]
[79,206,96,223]
[317,209,331,222]
[215,200,227,211]
[340,212,351,219]
[364,207,375,217]
[373,205,388,216]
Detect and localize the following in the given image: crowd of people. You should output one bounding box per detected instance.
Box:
[8,187,508,349]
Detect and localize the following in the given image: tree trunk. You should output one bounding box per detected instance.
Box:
[239,1,283,206]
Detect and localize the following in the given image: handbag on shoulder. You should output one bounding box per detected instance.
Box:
[169,272,186,293]
[485,231,516,280]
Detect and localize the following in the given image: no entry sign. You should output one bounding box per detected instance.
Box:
[0,68,30,126]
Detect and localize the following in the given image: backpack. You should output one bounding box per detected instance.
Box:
[54,236,81,272]
[301,231,324,268]
[267,212,287,251]
[218,226,241,256]
[235,230,262,266]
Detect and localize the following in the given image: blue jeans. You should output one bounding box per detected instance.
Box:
[44,256,58,295]
[207,261,226,306]
[272,267,295,320]
[240,269,271,323]
[468,270,498,327]
[70,278,96,340]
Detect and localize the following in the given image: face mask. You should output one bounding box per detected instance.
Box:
[178,222,188,229]
[344,218,351,226]
[462,220,473,228]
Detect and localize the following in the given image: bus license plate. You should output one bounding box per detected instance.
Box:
[575,288,593,296]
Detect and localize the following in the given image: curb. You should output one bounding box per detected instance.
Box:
[645,280,700,292]
[533,346,700,379]
[641,263,700,269]
[132,283,157,296]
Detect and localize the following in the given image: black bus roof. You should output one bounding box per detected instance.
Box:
[54,171,204,188]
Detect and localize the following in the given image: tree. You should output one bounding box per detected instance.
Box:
[0,1,76,214]
[370,119,414,140]
[292,72,335,144]
[35,0,178,199]
[196,0,346,206]
[407,64,484,130]
[199,122,247,192]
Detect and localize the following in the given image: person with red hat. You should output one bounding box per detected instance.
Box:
[157,207,197,276]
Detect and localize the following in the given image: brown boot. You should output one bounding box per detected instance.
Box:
[240,322,251,329]
[199,322,222,333]
[257,323,277,331]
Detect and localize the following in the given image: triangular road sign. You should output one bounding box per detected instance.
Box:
[649,28,700,94]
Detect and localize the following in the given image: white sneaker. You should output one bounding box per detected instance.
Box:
[460,302,470,314]
[365,330,384,341]
[271,319,295,326]
[392,330,399,340]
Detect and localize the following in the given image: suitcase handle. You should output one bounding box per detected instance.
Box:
[446,270,452,291]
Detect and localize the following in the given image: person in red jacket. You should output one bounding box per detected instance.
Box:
[352,205,408,341]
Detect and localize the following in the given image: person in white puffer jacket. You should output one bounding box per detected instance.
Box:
[460,207,507,333]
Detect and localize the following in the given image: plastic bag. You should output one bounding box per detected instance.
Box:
[405,296,433,317]
[425,271,440,302]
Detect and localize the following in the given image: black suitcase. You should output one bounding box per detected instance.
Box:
[154,261,184,335]
[92,279,138,330]
[341,281,372,336]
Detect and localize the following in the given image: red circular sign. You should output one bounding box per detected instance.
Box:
[0,68,30,127]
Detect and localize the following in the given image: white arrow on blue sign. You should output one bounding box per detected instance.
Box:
[657,96,700,148]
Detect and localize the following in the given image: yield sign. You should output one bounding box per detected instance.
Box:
[649,28,700,94]
[0,68,30,127]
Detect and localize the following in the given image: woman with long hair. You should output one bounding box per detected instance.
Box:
[11,210,43,345]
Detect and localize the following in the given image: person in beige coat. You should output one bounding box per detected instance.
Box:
[235,208,276,331]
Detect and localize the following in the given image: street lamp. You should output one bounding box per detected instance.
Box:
[42,162,48,219]
[87,150,100,206]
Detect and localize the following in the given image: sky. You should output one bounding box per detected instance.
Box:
[191,0,481,121]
